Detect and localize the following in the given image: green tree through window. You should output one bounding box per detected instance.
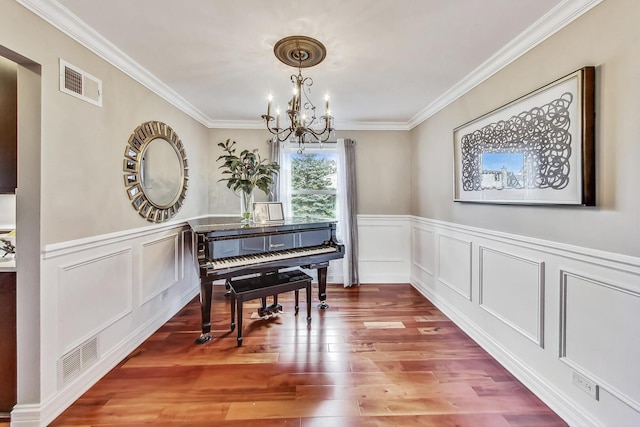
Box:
[290,151,338,219]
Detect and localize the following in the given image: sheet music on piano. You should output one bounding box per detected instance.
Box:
[188,216,345,343]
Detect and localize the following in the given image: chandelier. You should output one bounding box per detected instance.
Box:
[262,36,334,150]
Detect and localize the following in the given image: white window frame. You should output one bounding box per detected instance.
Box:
[281,142,339,220]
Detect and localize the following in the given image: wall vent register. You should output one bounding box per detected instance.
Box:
[58,336,99,388]
[59,59,102,107]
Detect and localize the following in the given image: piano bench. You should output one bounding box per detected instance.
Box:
[229,269,312,347]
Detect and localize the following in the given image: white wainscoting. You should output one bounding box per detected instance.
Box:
[437,234,472,300]
[479,246,544,347]
[411,216,640,427]
[19,221,200,427]
[560,270,640,413]
[58,249,133,353]
[18,214,410,425]
[140,234,180,304]
[412,226,434,276]
[18,214,640,427]
[356,215,411,283]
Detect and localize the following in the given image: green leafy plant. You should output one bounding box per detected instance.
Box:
[217,139,280,196]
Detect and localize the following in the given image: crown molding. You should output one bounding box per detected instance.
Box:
[335,121,411,131]
[206,120,265,130]
[407,0,604,129]
[208,119,411,131]
[16,0,213,127]
[17,0,602,132]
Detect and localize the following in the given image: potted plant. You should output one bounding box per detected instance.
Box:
[217,139,280,221]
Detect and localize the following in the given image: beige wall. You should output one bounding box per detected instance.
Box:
[209,129,412,216]
[337,130,411,215]
[208,129,272,215]
[1,0,211,246]
[411,0,640,258]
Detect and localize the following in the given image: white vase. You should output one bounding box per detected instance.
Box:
[240,190,254,222]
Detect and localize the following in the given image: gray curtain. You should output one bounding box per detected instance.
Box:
[338,138,359,287]
[268,139,281,201]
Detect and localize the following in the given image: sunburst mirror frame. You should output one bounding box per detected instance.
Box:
[123,121,189,223]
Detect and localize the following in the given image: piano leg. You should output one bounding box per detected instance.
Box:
[195,278,213,344]
[317,266,329,309]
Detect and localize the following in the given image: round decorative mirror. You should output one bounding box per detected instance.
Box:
[123,121,188,222]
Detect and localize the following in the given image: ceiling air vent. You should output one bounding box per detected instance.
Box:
[59,59,102,107]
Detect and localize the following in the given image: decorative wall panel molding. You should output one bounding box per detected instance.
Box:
[140,233,179,304]
[411,272,601,427]
[44,219,191,259]
[359,221,406,262]
[412,226,434,276]
[437,234,472,300]
[39,221,199,427]
[357,215,411,283]
[560,270,640,412]
[410,215,640,427]
[479,246,544,346]
[58,249,132,352]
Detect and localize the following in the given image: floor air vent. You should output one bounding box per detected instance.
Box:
[58,336,99,388]
[59,59,102,107]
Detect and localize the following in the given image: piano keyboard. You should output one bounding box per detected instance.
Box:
[207,245,338,270]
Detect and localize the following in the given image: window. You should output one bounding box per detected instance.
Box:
[277,139,358,286]
[281,144,338,220]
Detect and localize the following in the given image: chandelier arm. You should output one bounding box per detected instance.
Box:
[264,36,334,151]
[274,127,294,143]
[262,114,295,142]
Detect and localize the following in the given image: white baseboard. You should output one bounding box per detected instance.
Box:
[410,276,600,427]
[11,286,198,427]
[410,215,640,426]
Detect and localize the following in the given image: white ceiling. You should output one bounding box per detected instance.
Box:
[21,0,599,130]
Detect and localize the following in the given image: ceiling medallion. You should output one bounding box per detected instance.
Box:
[262,36,334,151]
[273,35,327,68]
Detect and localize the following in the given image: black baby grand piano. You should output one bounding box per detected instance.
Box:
[188,216,344,343]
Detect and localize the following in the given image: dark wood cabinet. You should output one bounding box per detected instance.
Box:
[0,57,17,194]
[0,272,16,415]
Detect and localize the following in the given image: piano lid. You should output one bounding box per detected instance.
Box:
[188,216,337,235]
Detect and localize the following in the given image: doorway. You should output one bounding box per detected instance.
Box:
[0,44,42,422]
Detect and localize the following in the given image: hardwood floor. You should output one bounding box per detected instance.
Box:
[50,284,566,426]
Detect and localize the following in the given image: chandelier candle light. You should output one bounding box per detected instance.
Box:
[262,36,334,151]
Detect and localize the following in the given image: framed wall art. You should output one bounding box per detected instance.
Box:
[453,66,595,205]
[253,202,284,223]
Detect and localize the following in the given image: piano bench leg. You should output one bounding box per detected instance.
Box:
[318,300,329,310]
[236,297,244,347]
[307,281,312,323]
[294,290,299,315]
[230,292,236,331]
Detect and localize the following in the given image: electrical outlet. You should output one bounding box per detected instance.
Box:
[573,371,599,400]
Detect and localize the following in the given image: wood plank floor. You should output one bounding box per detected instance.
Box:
[50,284,566,426]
